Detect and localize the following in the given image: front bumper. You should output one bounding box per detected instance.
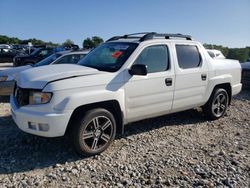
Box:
[0,80,15,96]
[10,95,72,137]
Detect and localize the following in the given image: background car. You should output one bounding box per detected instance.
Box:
[0,50,89,96]
[241,59,250,88]
[206,49,225,59]
[0,44,12,49]
[0,48,18,63]
[13,47,55,67]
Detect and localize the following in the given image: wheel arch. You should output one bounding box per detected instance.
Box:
[210,83,232,105]
[66,100,124,136]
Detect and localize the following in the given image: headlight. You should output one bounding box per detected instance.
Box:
[0,76,8,82]
[29,91,52,105]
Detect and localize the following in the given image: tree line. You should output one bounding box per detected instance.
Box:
[0,35,249,62]
[204,44,250,63]
[0,35,104,49]
[0,35,60,47]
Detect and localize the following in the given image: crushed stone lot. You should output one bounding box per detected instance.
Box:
[0,90,249,188]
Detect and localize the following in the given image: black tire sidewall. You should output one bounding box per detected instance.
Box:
[205,88,229,120]
[72,108,116,156]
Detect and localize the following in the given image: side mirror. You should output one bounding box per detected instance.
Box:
[129,64,147,76]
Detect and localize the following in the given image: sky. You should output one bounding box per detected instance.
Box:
[0,0,249,48]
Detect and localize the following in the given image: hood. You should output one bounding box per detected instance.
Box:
[0,65,31,81]
[16,64,101,89]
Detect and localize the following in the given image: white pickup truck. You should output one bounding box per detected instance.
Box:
[10,33,242,156]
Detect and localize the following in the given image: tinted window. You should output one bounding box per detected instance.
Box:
[207,51,215,58]
[134,45,169,73]
[176,45,201,69]
[78,42,138,72]
[39,49,49,56]
[30,48,41,56]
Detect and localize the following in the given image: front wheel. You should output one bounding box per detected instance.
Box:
[71,108,116,156]
[203,88,229,120]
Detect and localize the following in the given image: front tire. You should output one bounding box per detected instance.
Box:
[71,108,116,156]
[203,88,229,120]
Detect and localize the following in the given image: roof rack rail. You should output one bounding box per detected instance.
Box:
[106,32,192,42]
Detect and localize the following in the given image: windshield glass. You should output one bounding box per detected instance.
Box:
[30,48,41,56]
[78,42,138,72]
[34,53,62,67]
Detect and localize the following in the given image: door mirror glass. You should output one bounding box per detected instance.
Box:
[129,64,147,76]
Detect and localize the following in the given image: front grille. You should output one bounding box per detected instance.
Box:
[14,85,30,107]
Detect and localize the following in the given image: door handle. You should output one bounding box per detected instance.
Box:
[201,74,207,81]
[165,78,172,86]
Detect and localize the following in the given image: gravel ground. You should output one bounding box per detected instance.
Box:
[0,90,249,188]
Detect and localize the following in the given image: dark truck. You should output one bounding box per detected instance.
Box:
[0,48,18,63]
[241,59,250,88]
[13,47,55,67]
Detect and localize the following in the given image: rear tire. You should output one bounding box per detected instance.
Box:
[71,108,116,156]
[203,88,229,120]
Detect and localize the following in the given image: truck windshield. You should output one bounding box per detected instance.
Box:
[78,42,138,72]
[34,53,62,67]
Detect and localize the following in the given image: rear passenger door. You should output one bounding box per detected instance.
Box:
[172,43,208,112]
[125,44,175,122]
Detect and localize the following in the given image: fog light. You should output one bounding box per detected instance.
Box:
[38,123,49,132]
[28,122,37,130]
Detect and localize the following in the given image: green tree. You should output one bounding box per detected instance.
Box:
[227,48,249,63]
[83,36,104,49]
[92,36,104,47]
[0,35,59,46]
[203,44,229,57]
[63,39,74,46]
[0,35,10,44]
[83,37,93,49]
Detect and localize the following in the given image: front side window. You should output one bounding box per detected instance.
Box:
[78,42,138,72]
[134,45,169,73]
[176,45,201,69]
[39,49,49,56]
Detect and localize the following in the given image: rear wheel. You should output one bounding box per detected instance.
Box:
[203,88,229,120]
[71,108,116,156]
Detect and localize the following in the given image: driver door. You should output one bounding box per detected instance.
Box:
[124,44,174,122]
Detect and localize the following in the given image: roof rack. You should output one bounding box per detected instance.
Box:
[106,32,192,42]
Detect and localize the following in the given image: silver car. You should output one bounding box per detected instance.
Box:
[0,50,89,96]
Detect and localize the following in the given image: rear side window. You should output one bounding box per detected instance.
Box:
[207,51,215,58]
[134,45,169,73]
[176,45,201,69]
